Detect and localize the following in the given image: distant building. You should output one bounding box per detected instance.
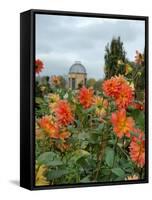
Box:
[68,61,87,90]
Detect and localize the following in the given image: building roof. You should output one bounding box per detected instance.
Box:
[69,61,86,74]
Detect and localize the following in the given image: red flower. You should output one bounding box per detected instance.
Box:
[35,59,44,74]
[54,100,74,126]
[129,128,145,167]
[78,86,94,109]
[111,109,135,138]
[102,75,134,109]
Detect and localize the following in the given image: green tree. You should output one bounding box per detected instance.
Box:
[104,36,127,79]
[94,79,103,91]
[86,78,96,88]
[59,75,67,89]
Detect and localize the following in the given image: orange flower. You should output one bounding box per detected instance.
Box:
[56,143,70,152]
[51,75,61,86]
[111,109,135,138]
[78,86,94,109]
[38,116,59,139]
[54,100,74,126]
[35,59,44,74]
[102,75,126,97]
[115,83,134,109]
[129,128,145,167]
[102,75,134,109]
[38,115,72,141]
[59,130,71,140]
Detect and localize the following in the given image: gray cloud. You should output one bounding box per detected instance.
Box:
[36,14,145,79]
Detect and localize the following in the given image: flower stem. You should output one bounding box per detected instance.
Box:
[94,133,107,181]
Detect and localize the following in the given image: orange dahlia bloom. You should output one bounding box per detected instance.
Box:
[54,100,74,126]
[78,86,94,109]
[38,116,59,139]
[129,128,145,167]
[115,83,134,109]
[102,75,134,109]
[35,59,44,74]
[102,75,126,97]
[111,109,135,138]
[38,115,71,140]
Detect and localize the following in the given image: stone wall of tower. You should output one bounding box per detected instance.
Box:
[68,73,87,89]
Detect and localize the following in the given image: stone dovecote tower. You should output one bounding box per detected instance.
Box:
[68,61,87,90]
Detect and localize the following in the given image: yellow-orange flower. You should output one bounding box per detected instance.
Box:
[48,93,60,111]
[35,164,49,186]
[102,75,134,109]
[125,175,139,181]
[51,75,61,86]
[135,50,144,65]
[35,59,44,74]
[125,63,133,75]
[54,100,74,126]
[93,96,108,117]
[78,86,94,109]
[111,109,135,138]
[129,128,145,167]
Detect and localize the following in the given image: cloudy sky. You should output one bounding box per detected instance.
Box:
[36,14,145,79]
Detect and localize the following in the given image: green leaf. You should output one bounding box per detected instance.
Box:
[70,149,90,162]
[47,169,69,180]
[128,109,145,130]
[85,106,96,114]
[102,168,111,176]
[80,176,90,183]
[111,168,125,177]
[37,152,63,166]
[105,147,114,167]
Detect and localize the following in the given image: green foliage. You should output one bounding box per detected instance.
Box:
[105,147,115,167]
[35,53,145,185]
[86,78,96,88]
[104,36,126,79]
[47,169,69,180]
[94,79,104,91]
[35,97,50,118]
[37,152,63,166]
[111,168,125,177]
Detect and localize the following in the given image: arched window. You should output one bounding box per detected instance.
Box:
[72,78,75,89]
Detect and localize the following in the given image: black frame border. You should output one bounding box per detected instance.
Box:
[20,9,149,190]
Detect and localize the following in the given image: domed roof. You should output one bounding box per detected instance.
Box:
[69,61,86,74]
